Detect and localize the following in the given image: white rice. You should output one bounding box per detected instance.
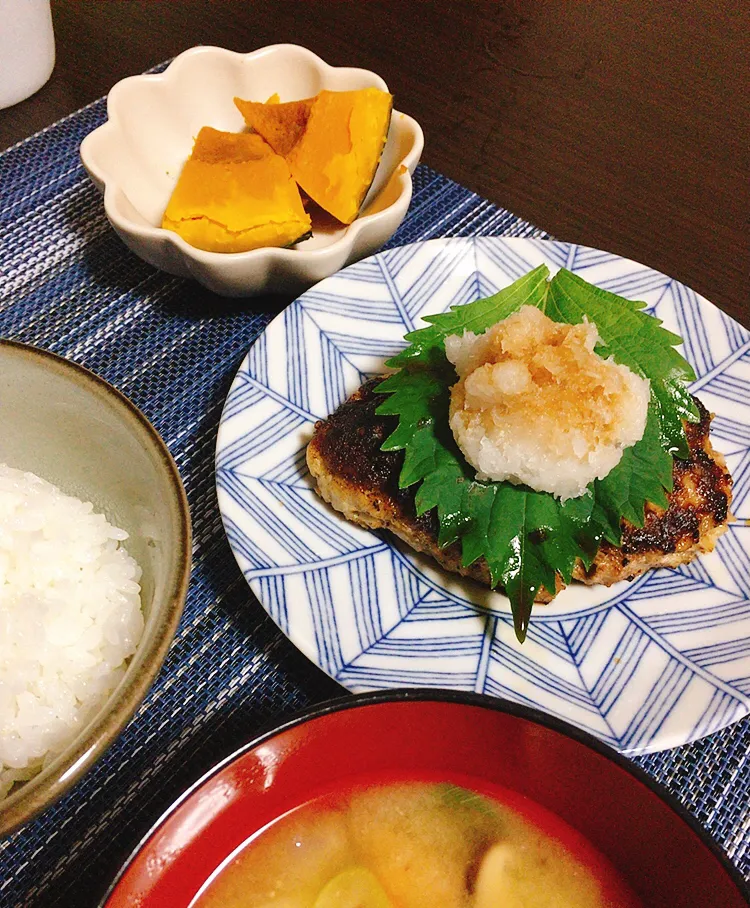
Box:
[0,464,143,799]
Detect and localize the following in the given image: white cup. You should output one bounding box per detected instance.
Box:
[0,0,55,109]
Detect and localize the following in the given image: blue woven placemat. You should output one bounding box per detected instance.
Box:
[1,95,748,906]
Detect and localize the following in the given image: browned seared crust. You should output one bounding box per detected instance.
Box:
[306,379,733,599]
[576,403,732,586]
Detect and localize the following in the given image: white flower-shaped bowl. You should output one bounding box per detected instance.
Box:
[80,44,424,298]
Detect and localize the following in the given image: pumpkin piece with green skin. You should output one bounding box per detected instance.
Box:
[236,88,393,225]
[161,126,311,253]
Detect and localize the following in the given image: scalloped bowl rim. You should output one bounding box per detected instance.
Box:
[80,44,424,269]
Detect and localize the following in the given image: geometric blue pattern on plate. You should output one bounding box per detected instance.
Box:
[216,237,750,756]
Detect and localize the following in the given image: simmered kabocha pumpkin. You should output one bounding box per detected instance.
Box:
[161,126,312,253]
[236,88,393,224]
[233,96,313,158]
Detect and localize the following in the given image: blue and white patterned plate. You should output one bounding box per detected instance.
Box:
[216,238,750,755]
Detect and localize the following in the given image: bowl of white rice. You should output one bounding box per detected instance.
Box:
[0,340,191,836]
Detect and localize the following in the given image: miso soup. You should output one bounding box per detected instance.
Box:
[192,777,641,908]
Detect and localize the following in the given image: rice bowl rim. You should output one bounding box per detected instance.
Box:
[0,339,192,838]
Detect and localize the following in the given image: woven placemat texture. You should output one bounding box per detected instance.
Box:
[0,95,748,906]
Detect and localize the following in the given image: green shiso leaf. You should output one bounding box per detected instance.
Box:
[590,404,673,546]
[386,266,698,458]
[546,269,699,458]
[374,267,695,642]
[385,264,552,369]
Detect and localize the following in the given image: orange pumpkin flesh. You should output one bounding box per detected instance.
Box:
[161,126,311,254]
[236,88,393,225]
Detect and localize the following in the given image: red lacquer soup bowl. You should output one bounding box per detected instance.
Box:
[102,690,749,907]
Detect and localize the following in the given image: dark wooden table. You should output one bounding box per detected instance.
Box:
[1,0,747,325]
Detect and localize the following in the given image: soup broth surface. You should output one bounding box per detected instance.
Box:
[193,778,641,908]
